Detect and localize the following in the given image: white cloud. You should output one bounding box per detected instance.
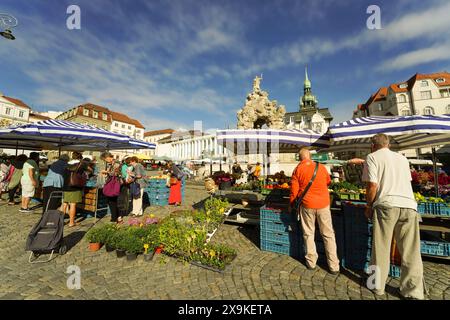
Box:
[377,43,450,72]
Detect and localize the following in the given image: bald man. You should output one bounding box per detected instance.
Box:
[290,148,340,274]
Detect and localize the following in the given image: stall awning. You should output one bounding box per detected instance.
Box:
[0,120,156,151]
[327,115,450,151]
[217,128,330,154]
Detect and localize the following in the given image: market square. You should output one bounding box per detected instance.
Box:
[0,0,449,302]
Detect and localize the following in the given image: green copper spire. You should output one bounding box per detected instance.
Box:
[304,66,311,89]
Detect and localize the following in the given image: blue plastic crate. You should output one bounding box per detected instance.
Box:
[421,240,449,256]
[260,219,299,233]
[389,264,401,278]
[260,239,301,258]
[260,229,300,246]
[417,203,427,214]
[260,206,297,223]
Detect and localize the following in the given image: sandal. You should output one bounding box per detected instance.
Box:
[68,222,80,227]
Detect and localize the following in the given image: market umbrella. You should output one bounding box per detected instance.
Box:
[0,120,156,152]
[326,115,450,196]
[217,128,329,176]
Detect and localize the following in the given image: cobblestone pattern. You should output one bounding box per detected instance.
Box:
[0,184,449,300]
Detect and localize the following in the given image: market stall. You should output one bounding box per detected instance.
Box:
[326,115,450,267]
[0,120,156,220]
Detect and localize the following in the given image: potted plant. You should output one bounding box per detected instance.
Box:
[110,227,127,258]
[99,223,117,252]
[86,226,103,252]
[124,235,144,261]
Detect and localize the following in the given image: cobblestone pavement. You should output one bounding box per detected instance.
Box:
[0,182,449,300]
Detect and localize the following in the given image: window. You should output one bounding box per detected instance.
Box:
[401,109,411,116]
[5,108,11,115]
[399,83,408,89]
[83,108,89,116]
[421,80,428,87]
[421,91,432,100]
[436,78,445,84]
[121,124,125,129]
[102,113,108,121]
[398,94,406,103]
[93,111,98,118]
[127,125,131,130]
[446,105,450,114]
[115,123,118,127]
[376,103,383,111]
[423,106,434,115]
[289,116,294,123]
[19,111,24,118]
[440,89,450,98]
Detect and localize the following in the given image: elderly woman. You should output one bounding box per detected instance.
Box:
[101,151,123,224]
[42,154,70,213]
[129,156,148,216]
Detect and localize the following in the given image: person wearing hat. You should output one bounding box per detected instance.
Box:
[42,154,70,213]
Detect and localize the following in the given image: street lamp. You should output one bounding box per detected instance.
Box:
[0,13,18,40]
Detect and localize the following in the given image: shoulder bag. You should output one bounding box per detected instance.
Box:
[294,162,320,212]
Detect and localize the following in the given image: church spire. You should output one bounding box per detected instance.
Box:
[304,66,311,89]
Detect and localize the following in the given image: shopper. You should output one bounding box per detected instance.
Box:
[20,152,40,213]
[232,162,243,181]
[101,151,123,224]
[42,154,69,213]
[0,155,12,201]
[167,162,182,206]
[362,133,424,299]
[129,157,148,216]
[290,148,339,274]
[8,154,27,206]
[63,158,89,227]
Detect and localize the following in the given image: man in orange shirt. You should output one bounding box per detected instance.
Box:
[290,148,339,274]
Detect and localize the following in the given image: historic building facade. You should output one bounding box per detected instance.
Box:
[284,68,333,134]
[0,93,31,127]
[143,129,174,156]
[353,72,450,118]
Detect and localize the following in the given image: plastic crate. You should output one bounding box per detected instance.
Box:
[417,203,427,214]
[260,238,301,258]
[261,189,271,196]
[431,203,450,216]
[260,219,299,233]
[260,206,297,223]
[260,229,300,246]
[421,240,450,257]
[389,264,401,278]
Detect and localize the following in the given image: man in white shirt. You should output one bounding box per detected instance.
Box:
[362,133,424,299]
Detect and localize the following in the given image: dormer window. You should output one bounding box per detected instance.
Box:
[436,78,445,84]
[399,83,408,89]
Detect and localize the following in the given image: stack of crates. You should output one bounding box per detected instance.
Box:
[260,205,301,258]
[341,201,401,278]
[145,179,185,206]
[146,179,170,206]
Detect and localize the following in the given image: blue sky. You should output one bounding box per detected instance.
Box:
[1,0,450,131]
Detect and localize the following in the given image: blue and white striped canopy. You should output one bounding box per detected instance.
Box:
[0,120,156,151]
[327,115,450,151]
[216,128,330,154]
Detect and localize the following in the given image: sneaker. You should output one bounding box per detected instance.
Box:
[369,288,385,296]
[19,208,33,213]
[306,264,317,271]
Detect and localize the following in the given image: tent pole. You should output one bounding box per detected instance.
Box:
[15,140,18,156]
[432,147,439,198]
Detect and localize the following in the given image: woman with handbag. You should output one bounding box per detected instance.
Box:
[101,152,123,224]
[129,156,147,216]
[62,158,89,227]
[42,154,69,213]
